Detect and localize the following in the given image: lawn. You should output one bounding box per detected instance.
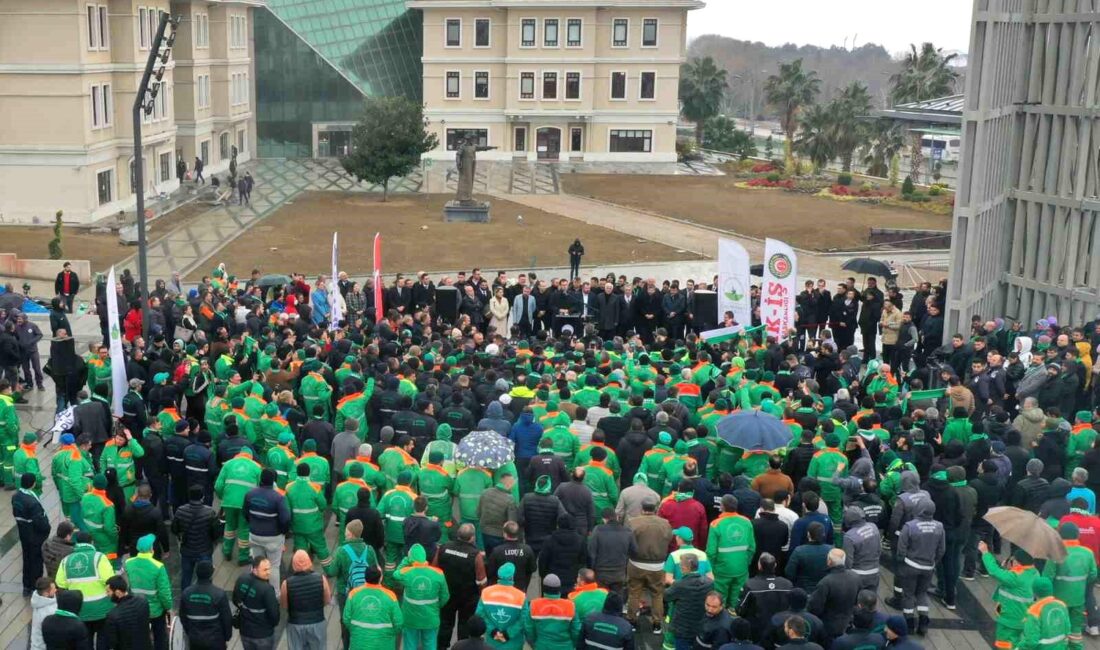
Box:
[562,173,953,251]
[192,191,700,279]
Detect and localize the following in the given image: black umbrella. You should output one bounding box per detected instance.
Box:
[256,274,292,288]
[841,258,895,278]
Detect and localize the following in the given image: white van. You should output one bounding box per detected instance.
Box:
[920,134,962,163]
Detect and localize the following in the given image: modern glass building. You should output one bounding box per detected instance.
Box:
[255,0,423,158]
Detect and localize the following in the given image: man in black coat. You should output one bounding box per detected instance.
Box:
[518,475,566,556]
[578,592,634,650]
[538,515,587,594]
[664,554,713,645]
[180,561,234,650]
[103,575,151,650]
[172,485,222,592]
[807,548,861,643]
[526,438,568,492]
[71,388,111,464]
[55,262,81,313]
[14,472,51,596]
[594,283,622,340]
[858,277,884,360]
[635,285,663,344]
[739,553,794,643]
[42,589,91,649]
[121,483,169,558]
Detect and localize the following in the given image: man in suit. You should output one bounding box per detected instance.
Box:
[385,275,412,315]
[618,285,637,337]
[510,285,538,338]
[594,283,622,340]
[574,282,597,322]
[411,272,436,313]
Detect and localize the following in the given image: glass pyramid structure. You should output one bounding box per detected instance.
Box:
[255,0,423,158]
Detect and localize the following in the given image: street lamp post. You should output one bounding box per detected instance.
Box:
[132,11,179,339]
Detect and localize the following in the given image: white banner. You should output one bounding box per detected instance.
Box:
[717,238,752,328]
[105,267,128,417]
[329,232,341,330]
[761,238,798,340]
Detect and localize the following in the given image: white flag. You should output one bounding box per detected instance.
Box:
[717,238,752,328]
[761,238,798,341]
[105,266,128,417]
[329,232,341,330]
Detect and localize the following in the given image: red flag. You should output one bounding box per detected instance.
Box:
[373,233,383,322]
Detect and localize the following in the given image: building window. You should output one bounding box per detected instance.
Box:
[544,19,558,47]
[96,169,113,205]
[542,72,558,99]
[91,83,112,128]
[446,129,488,151]
[610,72,626,100]
[610,129,652,153]
[640,72,656,100]
[474,18,490,47]
[229,15,247,48]
[194,13,209,48]
[612,18,628,47]
[445,71,461,98]
[515,127,527,152]
[445,18,461,47]
[200,141,210,165]
[474,71,489,99]
[197,74,210,109]
[642,18,658,47]
[566,19,582,47]
[520,19,536,47]
[98,6,109,50]
[565,72,580,100]
[220,132,230,160]
[155,82,168,120]
[138,7,148,48]
[88,5,100,49]
[87,5,109,50]
[230,73,249,106]
[238,130,246,155]
[571,127,583,151]
[520,72,535,99]
[159,152,171,182]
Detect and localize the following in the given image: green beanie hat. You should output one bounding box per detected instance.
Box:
[634,471,648,485]
[1060,522,1080,540]
[154,372,169,385]
[136,534,156,553]
[526,375,539,389]
[1033,577,1053,598]
[497,562,516,583]
[824,433,839,448]
[1013,548,1034,564]
[348,464,364,478]
[265,403,279,416]
[409,543,427,563]
[278,432,293,445]
[231,397,245,409]
[303,439,317,452]
[185,344,197,356]
[535,475,552,495]
[659,431,672,445]
[92,474,107,489]
[239,446,254,457]
[22,433,36,444]
[1077,410,1094,423]
[251,383,264,396]
[429,450,444,464]
[397,470,413,485]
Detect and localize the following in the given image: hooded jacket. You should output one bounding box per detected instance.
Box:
[888,472,930,539]
[31,591,57,650]
[518,476,566,550]
[509,412,543,460]
[477,401,511,438]
[537,513,587,592]
[41,590,89,650]
[898,500,945,570]
[926,472,963,541]
[841,507,881,578]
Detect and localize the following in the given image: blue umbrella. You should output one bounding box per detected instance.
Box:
[715,410,792,451]
[455,430,515,470]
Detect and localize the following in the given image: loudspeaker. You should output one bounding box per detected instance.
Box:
[435,286,459,324]
[692,290,718,331]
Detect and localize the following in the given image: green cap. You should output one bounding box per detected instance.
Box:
[659,431,672,445]
[136,534,156,553]
[497,562,516,583]
[673,526,694,542]
[92,474,107,489]
[278,432,294,445]
[303,439,317,452]
[22,433,36,444]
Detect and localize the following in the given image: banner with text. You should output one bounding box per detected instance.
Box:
[330,232,341,330]
[106,266,128,417]
[761,238,798,340]
[717,238,752,329]
[373,233,383,322]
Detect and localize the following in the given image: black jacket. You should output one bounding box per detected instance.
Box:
[579,611,634,650]
[122,500,170,557]
[738,573,793,639]
[104,594,151,650]
[616,430,653,488]
[556,480,597,536]
[925,476,963,541]
[72,399,111,443]
[13,488,51,545]
[487,540,538,591]
[783,443,817,487]
[180,579,233,649]
[807,566,861,638]
[518,492,565,550]
[346,504,386,559]
[599,416,632,450]
[969,473,1003,521]
[171,499,222,557]
[752,513,790,571]
[526,452,568,492]
[538,516,587,592]
[233,572,280,639]
[42,607,91,650]
[665,572,713,638]
[403,514,442,559]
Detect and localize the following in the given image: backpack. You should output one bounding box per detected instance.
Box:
[344,545,371,589]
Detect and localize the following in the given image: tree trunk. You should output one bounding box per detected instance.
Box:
[842,152,853,172]
[908,131,923,183]
[784,136,795,175]
[382,179,389,202]
[695,121,705,148]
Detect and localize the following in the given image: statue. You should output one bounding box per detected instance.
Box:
[454,137,496,205]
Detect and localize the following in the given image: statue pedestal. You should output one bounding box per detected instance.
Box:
[443,200,491,223]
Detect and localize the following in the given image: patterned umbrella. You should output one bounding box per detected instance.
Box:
[455,430,515,470]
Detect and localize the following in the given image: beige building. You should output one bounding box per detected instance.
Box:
[409,0,703,163]
[0,0,260,225]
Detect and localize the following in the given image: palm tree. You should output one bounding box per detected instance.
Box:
[889,43,959,181]
[795,104,836,173]
[764,59,822,173]
[861,120,907,178]
[830,82,873,172]
[679,57,729,146]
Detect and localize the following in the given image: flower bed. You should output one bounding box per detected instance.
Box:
[736,177,795,190]
[751,162,777,173]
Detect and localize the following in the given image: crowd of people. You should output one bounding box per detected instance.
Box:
[6,260,1100,650]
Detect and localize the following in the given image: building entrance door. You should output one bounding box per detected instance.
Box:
[318,130,352,157]
[536,127,561,160]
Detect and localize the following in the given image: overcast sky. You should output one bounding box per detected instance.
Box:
[688,1,974,55]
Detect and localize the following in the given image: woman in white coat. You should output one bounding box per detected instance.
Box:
[488,286,511,335]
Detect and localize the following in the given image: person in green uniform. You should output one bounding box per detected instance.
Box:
[377,470,418,576]
[214,446,262,563]
[421,423,458,477]
[333,464,372,532]
[299,367,333,421]
[286,463,332,571]
[643,432,676,492]
[1018,577,1071,650]
[13,432,42,494]
[706,494,754,610]
[56,530,115,633]
[0,380,21,487]
[541,413,581,470]
[204,385,231,444]
[420,450,455,539]
[1042,523,1097,650]
[1066,412,1098,478]
[569,568,609,625]
[343,567,403,649]
[580,446,620,512]
[328,519,380,605]
[335,381,373,441]
[296,439,331,496]
[265,432,298,489]
[576,432,621,481]
[379,436,420,490]
[122,533,173,647]
[52,433,91,526]
[395,543,451,650]
[258,402,291,454]
[81,474,119,565]
[455,465,494,537]
[980,543,1040,650]
[526,573,580,649]
[99,427,144,502]
[806,434,848,535]
[476,563,529,650]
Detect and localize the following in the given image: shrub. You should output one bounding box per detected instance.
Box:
[47,210,63,260]
[928,185,943,197]
[904,191,931,203]
[901,176,915,196]
[837,173,853,186]
[766,172,781,183]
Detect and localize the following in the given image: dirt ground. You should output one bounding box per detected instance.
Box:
[194,192,699,278]
[562,174,953,251]
[0,200,212,271]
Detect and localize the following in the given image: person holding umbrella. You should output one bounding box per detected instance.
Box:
[978,541,1039,650]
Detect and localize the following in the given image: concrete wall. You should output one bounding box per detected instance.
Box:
[0,254,91,282]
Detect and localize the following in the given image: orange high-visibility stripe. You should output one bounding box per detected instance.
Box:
[481,584,526,608]
[568,584,606,600]
[530,598,576,618]
[337,392,364,409]
[349,583,398,602]
[1027,596,1057,617]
